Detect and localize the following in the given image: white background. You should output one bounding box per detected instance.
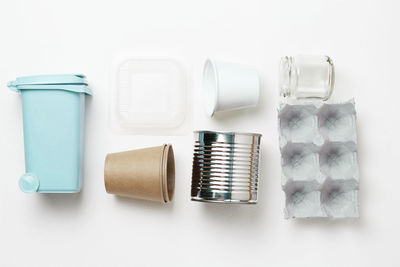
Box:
[0,0,399,266]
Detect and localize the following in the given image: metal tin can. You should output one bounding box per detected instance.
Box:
[191,131,262,204]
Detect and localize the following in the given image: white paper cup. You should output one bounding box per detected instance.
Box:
[202,59,260,117]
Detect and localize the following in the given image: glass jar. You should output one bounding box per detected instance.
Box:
[279,55,335,100]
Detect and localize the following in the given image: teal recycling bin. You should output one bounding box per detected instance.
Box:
[8,74,92,193]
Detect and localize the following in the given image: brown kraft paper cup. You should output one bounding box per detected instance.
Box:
[104,144,175,203]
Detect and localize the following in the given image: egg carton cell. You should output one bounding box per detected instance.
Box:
[283,180,325,219]
[318,101,357,142]
[281,142,322,183]
[320,178,359,218]
[319,141,359,181]
[278,104,320,145]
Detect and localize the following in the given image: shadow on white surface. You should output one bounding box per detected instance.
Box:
[114,195,175,213]
[212,105,261,123]
[198,202,263,222]
[37,193,83,212]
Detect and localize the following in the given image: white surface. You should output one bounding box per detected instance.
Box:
[0,0,399,266]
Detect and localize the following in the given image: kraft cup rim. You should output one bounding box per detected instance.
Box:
[160,144,174,203]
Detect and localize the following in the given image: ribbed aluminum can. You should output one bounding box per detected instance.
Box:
[191,131,262,204]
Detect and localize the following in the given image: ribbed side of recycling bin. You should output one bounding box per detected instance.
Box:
[191,131,262,204]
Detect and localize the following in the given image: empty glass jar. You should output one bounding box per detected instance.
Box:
[279,55,335,100]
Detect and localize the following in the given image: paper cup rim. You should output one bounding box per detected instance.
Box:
[160,144,175,203]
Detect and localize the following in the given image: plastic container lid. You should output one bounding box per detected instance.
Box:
[110,58,187,134]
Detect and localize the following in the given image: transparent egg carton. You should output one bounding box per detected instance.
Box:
[278,100,359,219]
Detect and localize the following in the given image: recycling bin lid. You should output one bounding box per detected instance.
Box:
[12,84,92,95]
[9,74,87,86]
[7,74,92,95]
